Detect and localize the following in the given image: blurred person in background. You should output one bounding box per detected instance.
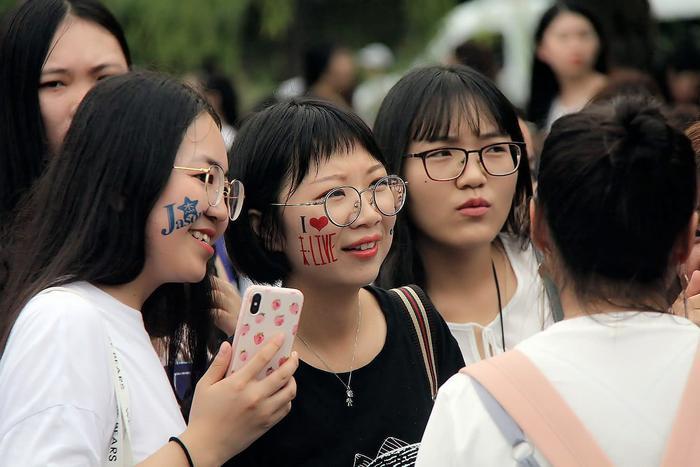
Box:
[663,36,700,108]
[449,37,502,83]
[303,42,357,111]
[527,2,608,131]
[200,59,240,152]
[0,0,130,226]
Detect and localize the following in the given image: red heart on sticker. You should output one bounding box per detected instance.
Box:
[309,216,329,231]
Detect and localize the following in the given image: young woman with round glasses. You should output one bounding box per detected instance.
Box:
[374,65,553,365]
[223,98,464,466]
[0,72,297,466]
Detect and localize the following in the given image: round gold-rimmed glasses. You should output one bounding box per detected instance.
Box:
[270,175,407,227]
[173,164,245,221]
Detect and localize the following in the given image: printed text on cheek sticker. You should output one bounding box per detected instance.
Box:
[298,215,338,266]
[161,196,202,235]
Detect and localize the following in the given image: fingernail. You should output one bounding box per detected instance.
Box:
[291,351,298,358]
[218,341,226,354]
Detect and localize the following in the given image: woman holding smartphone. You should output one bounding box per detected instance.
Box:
[0,71,297,466]
[224,98,464,466]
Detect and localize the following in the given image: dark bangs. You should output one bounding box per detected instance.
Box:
[283,101,386,201]
[410,71,518,145]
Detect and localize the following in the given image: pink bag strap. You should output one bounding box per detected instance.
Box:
[462,350,613,467]
[660,341,700,466]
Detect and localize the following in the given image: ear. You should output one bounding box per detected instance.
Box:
[675,211,699,264]
[248,208,263,237]
[248,208,285,253]
[530,198,551,253]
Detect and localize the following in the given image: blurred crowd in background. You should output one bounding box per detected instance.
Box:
[4,0,698,154]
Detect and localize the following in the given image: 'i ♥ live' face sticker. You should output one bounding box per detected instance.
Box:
[297,215,338,266]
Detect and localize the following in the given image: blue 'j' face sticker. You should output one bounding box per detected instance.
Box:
[161,196,201,235]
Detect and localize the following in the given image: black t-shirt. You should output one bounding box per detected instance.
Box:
[225,285,464,467]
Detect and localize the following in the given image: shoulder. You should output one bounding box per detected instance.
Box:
[368,284,464,375]
[367,284,439,320]
[366,284,447,339]
[10,284,110,343]
[2,283,113,387]
[416,372,515,466]
[500,234,540,274]
[0,284,116,459]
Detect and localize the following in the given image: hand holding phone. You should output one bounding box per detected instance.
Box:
[228,285,303,379]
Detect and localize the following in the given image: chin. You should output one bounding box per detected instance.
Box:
[175,265,208,284]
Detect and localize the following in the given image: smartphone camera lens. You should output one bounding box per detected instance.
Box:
[251,293,261,314]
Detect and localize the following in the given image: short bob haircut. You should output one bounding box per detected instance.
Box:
[373,65,533,289]
[226,98,387,284]
[1,71,219,400]
[537,96,696,308]
[526,1,608,129]
[0,0,131,221]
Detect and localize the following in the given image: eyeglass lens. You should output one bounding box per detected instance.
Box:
[204,165,245,221]
[423,143,521,179]
[226,180,245,221]
[324,176,406,227]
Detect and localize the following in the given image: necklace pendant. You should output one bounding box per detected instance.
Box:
[346,388,354,407]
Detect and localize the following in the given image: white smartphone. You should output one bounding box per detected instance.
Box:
[227,285,303,379]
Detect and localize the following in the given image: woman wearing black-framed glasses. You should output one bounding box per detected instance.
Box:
[374,65,555,366]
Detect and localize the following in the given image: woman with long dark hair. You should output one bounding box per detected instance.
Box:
[0,0,131,222]
[374,65,552,365]
[526,2,608,130]
[0,72,298,465]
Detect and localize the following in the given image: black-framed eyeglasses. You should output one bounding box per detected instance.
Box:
[405,142,524,180]
[173,164,245,221]
[270,175,407,227]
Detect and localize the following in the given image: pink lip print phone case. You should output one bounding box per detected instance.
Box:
[228,285,303,380]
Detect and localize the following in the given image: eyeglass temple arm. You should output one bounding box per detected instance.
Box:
[173,165,209,172]
[269,201,323,207]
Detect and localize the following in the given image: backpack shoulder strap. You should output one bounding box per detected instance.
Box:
[471,378,541,467]
[661,341,700,466]
[462,350,613,467]
[390,285,438,400]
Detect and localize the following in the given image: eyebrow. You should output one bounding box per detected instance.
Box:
[192,155,225,169]
[41,62,125,76]
[428,135,460,143]
[479,131,509,139]
[426,131,507,144]
[311,163,386,184]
